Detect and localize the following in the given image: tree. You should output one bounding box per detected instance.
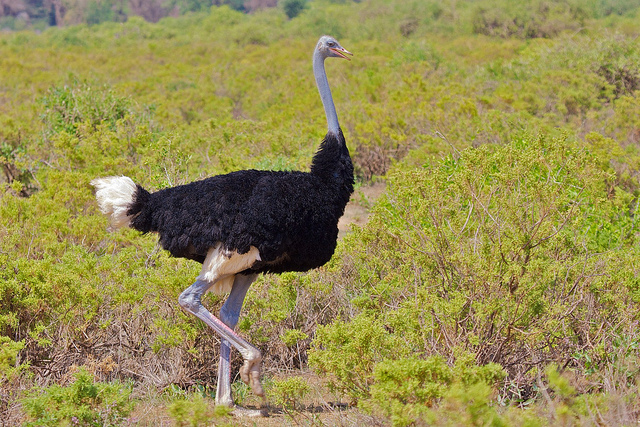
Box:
[281,0,306,19]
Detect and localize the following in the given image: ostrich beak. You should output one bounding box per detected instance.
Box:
[331,47,353,60]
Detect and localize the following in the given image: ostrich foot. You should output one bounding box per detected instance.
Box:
[239,355,264,397]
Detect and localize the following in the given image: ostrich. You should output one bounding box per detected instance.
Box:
[90,36,353,411]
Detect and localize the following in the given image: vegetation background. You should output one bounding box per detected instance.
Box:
[2,0,640,425]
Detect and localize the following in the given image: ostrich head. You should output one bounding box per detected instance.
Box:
[316,35,352,61]
[313,35,351,135]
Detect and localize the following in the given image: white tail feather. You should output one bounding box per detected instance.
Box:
[90,176,137,229]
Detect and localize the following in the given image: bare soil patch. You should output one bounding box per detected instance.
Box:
[338,181,386,236]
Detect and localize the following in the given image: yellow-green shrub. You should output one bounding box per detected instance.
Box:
[310,134,640,420]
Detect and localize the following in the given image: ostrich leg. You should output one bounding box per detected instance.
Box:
[178,277,264,404]
[216,274,258,407]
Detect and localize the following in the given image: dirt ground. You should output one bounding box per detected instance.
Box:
[129,371,381,426]
[338,181,386,236]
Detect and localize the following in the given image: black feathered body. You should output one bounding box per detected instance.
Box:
[127,130,353,275]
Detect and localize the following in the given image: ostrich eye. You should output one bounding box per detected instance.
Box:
[328,41,335,47]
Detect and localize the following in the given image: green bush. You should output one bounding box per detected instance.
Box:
[267,376,311,410]
[168,393,232,427]
[21,368,133,426]
[40,82,134,136]
[310,134,640,419]
[281,0,307,19]
[0,337,26,382]
[366,356,505,426]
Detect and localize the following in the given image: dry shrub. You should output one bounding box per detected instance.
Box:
[243,0,276,13]
[353,144,400,181]
[471,1,584,39]
[597,64,640,99]
[399,18,419,37]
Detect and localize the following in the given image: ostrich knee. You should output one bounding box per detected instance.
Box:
[178,289,200,314]
[178,280,210,314]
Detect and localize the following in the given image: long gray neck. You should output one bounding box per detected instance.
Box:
[313,48,340,135]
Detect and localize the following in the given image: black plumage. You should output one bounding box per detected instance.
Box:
[128,130,353,273]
